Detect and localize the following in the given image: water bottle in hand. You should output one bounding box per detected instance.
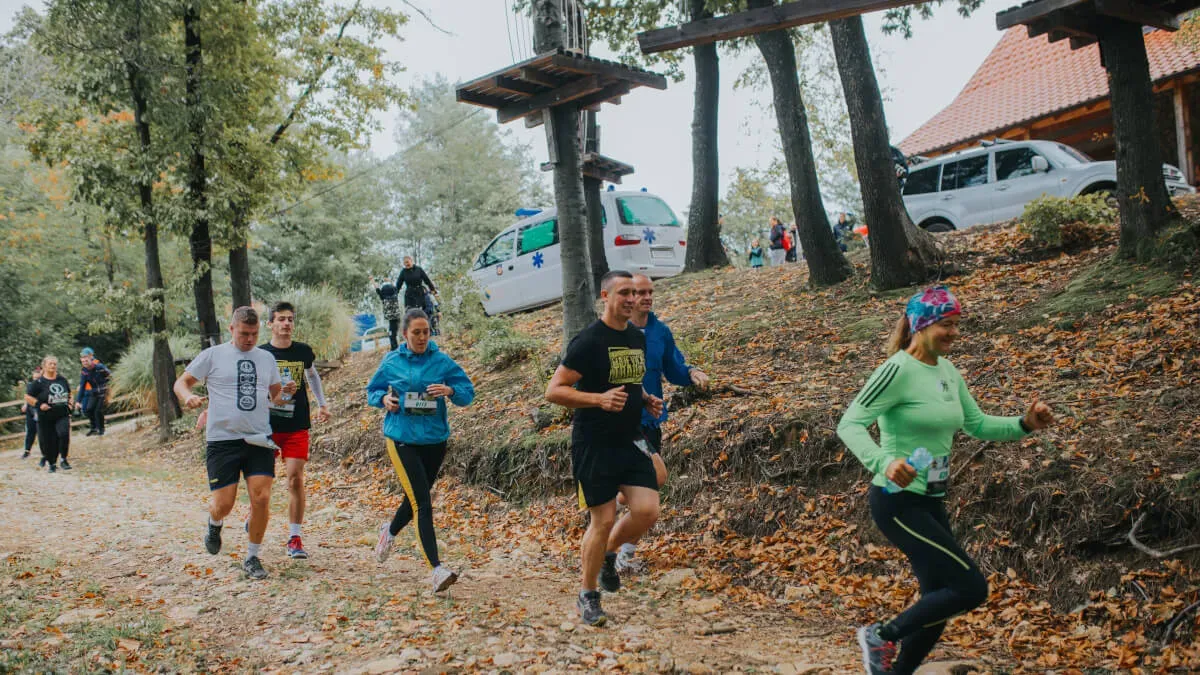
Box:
[884,447,933,494]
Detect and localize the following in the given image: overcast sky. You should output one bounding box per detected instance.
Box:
[0,0,1009,213]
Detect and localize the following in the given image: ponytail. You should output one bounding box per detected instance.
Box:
[886,314,911,356]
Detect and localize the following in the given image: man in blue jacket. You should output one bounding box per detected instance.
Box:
[617,274,709,573]
[76,348,111,436]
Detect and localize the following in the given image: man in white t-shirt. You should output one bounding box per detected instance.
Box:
[174,306,292,580]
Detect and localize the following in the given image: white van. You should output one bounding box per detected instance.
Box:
[469,189,686,315]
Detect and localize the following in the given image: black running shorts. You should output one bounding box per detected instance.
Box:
[641,425,663,455]
[206,439,275,491]
[573,438,658,509]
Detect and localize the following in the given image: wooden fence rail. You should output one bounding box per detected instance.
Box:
[0,407,151,444]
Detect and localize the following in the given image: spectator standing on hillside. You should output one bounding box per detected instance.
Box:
[785,224,799,263]
[833,212,853,253]
[76,347,111,436]
[20,364,42,459]
[747,238,765,268]
[25,356,72,472]
[837,286,1055,674]
[396,256,437,311]
[767,217,787,267]
[372,276,403,351]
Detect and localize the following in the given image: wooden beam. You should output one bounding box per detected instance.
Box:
[456,88,514,109]
[548,54,667,90]
[519,67,566,89]
[525,114,545,129]
[541,109,557,166]
[490,76,547,96]
[570,82,634,113]
[1093,0,1180,31]
[997,0,1089,30]
[1069,35,1097,49]
[497,75,601,124]
[638,0,929,54]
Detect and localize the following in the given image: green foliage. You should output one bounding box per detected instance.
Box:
[475,319,541,370]
[1019,194,1116,248]
[720,167,792,260]
[112,334,200,405]
[281,285,356,361]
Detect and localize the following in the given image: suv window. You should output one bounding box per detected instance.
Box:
[996,148,1041,181]
[940,155,989,191]
[904,166,940,195]
[518,219,557,255]
[474,230,516,269]
[617,196,680,226]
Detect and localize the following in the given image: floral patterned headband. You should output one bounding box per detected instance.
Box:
[906,285,962,334]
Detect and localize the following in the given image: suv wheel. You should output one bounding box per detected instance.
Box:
[923,220,954,233]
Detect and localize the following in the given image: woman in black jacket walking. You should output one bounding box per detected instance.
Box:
[396,256,437,311]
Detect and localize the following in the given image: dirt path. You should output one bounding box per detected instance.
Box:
[0,430,885,674]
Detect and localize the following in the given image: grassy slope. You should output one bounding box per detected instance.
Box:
[305,218,1200,669]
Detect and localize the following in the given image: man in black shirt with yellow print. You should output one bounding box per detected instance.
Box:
[546,270,664,627]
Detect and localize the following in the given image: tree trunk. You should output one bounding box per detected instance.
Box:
[684,0,730,272]
[229,210,252,308]
[185,4,220,349]
[830,16,940,290]
[127,59,178,441]
[750,1,851,286]
[1099,20,1178,259]
[535,0,595,343]
[583,175,608,298]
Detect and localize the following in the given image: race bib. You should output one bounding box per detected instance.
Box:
[633,439,652,458]
[403,391,438,416]
[926,454,951,495]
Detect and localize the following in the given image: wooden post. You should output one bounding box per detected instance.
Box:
[1174,82,1193,184]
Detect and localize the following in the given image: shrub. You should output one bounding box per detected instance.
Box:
[1019,193,1116,247]
[111,334,200,408]
[277,285,356,361]
[475,318,540,370]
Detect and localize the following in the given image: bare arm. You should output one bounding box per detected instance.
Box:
[23,394,36,407]
[174,372,206,409]
[546,365,629,412]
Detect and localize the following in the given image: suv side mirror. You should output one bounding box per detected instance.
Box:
[1031,156,1050,173]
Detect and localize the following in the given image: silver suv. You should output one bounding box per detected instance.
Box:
[901,139,1195,232]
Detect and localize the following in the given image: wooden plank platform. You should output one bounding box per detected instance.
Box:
[539,152,636,184]
[997,0,1191,48]
[456,49,666,125]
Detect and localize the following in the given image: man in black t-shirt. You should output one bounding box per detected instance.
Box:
[259,301,331,560]
[24,356,73,472]
[546,270,664,627]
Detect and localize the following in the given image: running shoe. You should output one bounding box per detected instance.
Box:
[615,548,646,575]
[577,590,607,627]
[431,565,458,593]
[856,623,897,674]
[374,522,395,563]
[38,458,46,468]
[59,459,72,470]
[21,450,29,459]
[286,535,308,559]
[599,551,620,592]
[242,556,268,580]
[86,429,98,437]
[205,522,223,555]
[48,463,57,473]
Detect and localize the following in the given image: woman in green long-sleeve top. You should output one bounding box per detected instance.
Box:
[837,286,1055,675]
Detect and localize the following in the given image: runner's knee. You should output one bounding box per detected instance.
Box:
[589,509,617,532]
[287,472,304,493]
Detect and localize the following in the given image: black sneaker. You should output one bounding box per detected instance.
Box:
[38,458,46,468]
[856,623,897,674]
[577,590,607,627]
[48,463,57,473]
[205,522,223,555]
[59,459,72,470]
[599,551,620,592]
[85,429,98,437]
[21,450,29,459]
[242,556,268,580]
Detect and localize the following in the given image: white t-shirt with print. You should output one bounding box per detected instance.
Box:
[185,342,281,442]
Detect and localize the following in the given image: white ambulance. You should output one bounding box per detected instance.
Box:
[469,189,686,315]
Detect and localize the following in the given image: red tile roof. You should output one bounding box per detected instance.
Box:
[898,27,1200,157]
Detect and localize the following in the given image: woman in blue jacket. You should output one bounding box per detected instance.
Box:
[367,308,475,593]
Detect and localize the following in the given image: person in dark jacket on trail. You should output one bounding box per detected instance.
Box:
[76,347,111,436]
[396,256,437,311]
[372,276,403,351]
[20,365,42,458]
[615,273,709,574]
[768,216,787,267]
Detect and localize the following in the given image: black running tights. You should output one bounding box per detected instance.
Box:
[869,487,989,674]
[24,415,37,452]
[38,416,70,465]
[385,440,446,569]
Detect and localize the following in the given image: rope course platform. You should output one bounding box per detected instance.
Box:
[539,151,636,183]
[455,48,667,126]
[996,0,1193,49]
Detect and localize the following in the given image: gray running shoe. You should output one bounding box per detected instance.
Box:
[242,556,268,580]
[374,522,395,563]
[615,548,646,574]
[599,551,620,592]
[856,623,897,674]
[431,565,458,593]
[577,590,607,626]
[205,522,222,555]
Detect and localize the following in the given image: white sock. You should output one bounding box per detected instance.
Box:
[619,543,636,556]
[247,542,261,559]
[209,516,223,527]
[289,523,301,538]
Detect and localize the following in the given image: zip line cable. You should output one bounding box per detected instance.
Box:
[269,108,488,218]
[503,0,517,62]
